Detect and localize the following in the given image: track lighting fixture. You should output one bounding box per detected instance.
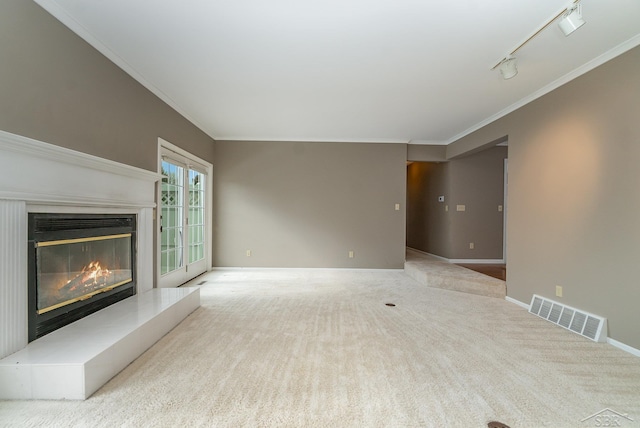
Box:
[492,1,585,80]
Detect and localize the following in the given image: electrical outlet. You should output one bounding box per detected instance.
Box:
[556,285,563,297]
[348,251,354,258]
[246,250,251,257]
[395,203,400,211]
[498,205,503,212]
[469,242,474,250]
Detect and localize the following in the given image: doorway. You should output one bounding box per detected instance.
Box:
[158,140,212,288]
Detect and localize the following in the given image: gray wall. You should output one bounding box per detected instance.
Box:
[406,162,451,257]
[407,146,506,260]
[0,0,214,171]
[449,46,640,349]
[214,141,407,268]
[407,144,447,162]
[448,147,506,259]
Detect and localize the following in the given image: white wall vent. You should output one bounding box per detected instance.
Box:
[529,294,607,342]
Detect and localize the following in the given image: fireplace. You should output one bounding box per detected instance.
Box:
[28,213,137,341]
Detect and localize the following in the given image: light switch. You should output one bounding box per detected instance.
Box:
[498,205,503,212]
[395,203,400,211]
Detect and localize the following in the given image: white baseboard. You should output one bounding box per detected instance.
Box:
[406,248,505,264]
[505,296,529,309]
[607,338,640,358]
[210,267,404,272]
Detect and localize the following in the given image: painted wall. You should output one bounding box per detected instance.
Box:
[0,0,214,171]
[214,141,407,268]
[407,146,506,260]
[407,144,447,162]
[448,46,640,349]
[406,162,451,257]
[448,147,507,260]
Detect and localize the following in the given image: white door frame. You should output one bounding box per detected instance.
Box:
[157,138,213,288]
[503,158,508,263]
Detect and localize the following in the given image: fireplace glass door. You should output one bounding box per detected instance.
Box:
[28,213,137,341]
[36,234,133,314]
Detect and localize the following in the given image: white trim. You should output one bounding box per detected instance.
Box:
[607,338,640,358]
[2,189,155,209]
[505,296,529,310]
[210,267,405,272]
[447,34,640,145]
[503,158,508,263]
[216,137,410,145]
[157,138,214,287]
[449,258,505,264]
[406,248,447,261]
[0,130,160,183]
[406,248,505,264]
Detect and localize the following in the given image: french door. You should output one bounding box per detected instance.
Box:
[158,153,208,288]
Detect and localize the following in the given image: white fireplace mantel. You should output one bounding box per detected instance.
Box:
[0,129,161,359]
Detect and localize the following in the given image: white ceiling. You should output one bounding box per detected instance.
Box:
[35,0,640,145]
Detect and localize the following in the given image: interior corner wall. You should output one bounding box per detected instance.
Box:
[449,45,640,350]
[213,141,407,269]
[448,146,507,260]
[406,161,452,257]
[0,0,215,172]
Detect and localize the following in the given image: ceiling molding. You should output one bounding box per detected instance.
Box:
[408,140,448,146]
[447,33,640,145]
[216,137,411,144]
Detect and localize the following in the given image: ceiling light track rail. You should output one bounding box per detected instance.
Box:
[492,0,584,79]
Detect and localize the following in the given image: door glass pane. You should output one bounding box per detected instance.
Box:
[188,169,206,264]
[161,160,185,275]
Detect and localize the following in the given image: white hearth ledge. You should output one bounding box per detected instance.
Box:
[0,287,200,400]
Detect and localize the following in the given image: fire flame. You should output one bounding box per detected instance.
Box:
[65,261,112,288]
[83,261,111,286]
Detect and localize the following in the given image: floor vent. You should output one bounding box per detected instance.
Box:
[529,294,607,342]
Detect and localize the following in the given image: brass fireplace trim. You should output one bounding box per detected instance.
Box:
[37,279,132,315]
[35,233,132,248]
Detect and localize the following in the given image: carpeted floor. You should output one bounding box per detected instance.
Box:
[1,269,639,427]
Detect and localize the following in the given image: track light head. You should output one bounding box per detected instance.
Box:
[499,56,518,80]
[559,3,585,36]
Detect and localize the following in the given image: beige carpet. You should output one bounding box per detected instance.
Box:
[1,269,639,427]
